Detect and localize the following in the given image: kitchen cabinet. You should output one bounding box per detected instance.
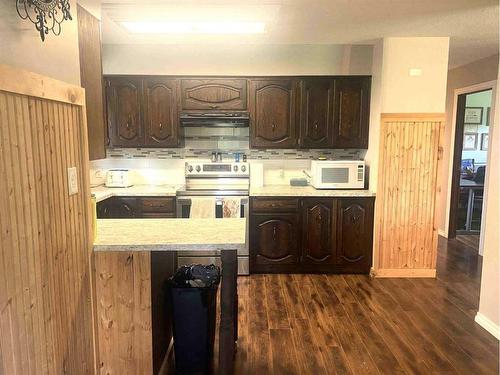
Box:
[335,198,374,273]
[97,196,176,218]
[144,77,180,147]
[106,77,144,147]
[249,196,374,273]
[105,76,182,148]
[180,79,247,110]
[301,198,336,265]
[299,78,335,148]
[250,212,301,272]
[249,78,299,148]
[332,76,371,149]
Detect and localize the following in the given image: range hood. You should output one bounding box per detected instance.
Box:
[180,112,249,128]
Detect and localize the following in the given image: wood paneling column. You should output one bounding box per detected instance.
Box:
[0,65,95,373]
[373,113,445,278]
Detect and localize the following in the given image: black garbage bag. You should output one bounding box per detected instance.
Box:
[171,264,220,288]
[167,264,221,375]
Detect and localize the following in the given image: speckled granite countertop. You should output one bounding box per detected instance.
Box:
[249,185,376,197]
[93,218,246,252]
[91,184,182,203]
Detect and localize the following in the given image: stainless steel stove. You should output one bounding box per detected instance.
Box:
[176,160,250,274]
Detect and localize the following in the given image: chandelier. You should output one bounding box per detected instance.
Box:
[16,0,73,42]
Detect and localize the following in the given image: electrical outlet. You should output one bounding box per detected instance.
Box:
[68,167,78,195]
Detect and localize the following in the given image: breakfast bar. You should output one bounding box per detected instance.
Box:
[93,218,246,375]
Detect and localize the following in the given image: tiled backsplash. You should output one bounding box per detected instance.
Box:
[106,126,364,160]
[107,147,363,160]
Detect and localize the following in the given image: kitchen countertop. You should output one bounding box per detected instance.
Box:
[93,218,247,252]
[91,184,182,203]
[250,185,376,197]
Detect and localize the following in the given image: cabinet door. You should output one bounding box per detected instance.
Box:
[106,77,143,147]
[250,213,300,270]
[249,79,298,148]
[332,77,371,149]
[299,79,334,148]
[181,79,247,110]
[336,198,374,273]
[144,78,180,147]
[301,199,336,264]
[97,197,138,218]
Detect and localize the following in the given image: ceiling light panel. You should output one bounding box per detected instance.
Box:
[121,21,266,34]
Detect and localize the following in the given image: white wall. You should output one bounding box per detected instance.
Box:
[102,44,373,75]
[0,0,81,85]
[380,37,449,113]
[476,68,500,339]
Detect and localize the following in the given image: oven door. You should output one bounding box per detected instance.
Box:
[175,196,250,275]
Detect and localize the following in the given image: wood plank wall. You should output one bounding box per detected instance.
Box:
[0,75,94,373]
[374,114,445,278]
[94,251,153,374]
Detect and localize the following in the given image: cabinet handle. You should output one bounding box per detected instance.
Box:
[123,204,131,212]
[209,105,219,109]
[317,214,322,222]
[314,121,318,130]
[271,123,276,131]
[351,215,358,224]
[159,122,163,130]
[273,225,277,241]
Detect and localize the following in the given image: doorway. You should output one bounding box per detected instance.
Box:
[449,89,493,250]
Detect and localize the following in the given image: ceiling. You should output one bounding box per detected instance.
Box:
[97,0,499,68]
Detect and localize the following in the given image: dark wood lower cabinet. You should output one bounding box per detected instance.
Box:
[250,196,374,274]
[97,196,176,219]
[250,212,300,273]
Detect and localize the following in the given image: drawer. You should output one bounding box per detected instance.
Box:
[141,212,176,219]
[139,197,175,213]
[252,198,299,212]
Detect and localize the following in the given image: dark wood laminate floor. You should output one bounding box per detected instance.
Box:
[456,234,480,251]
[232,237,499,375]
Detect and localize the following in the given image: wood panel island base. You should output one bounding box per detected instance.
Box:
[93,218,246,375]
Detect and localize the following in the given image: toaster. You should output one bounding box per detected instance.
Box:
[105,169,133,188]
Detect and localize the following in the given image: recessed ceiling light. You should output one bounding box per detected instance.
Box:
[121,21,266,34]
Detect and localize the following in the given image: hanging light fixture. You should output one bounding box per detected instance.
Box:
[16,0,72,42]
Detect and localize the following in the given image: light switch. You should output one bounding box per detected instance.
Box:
[68,167,78,195]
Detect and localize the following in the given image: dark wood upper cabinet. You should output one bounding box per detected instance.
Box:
[181,79,247,110]
[299,78,335,148]
[301,198,336,264]
[250,213,300,266]
[77,5,106,160]
[143,78,180,147]
[336,198,374,273]
[332,76,371,149]
[106,77,143,147]
[249,79,298,148]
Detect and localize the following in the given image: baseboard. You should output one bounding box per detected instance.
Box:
[373,268,437,278]
[475,312,500,340]
[438,228,447,238]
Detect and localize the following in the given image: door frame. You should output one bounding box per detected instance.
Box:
[445,80,497,253]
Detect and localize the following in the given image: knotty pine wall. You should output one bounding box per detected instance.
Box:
[374,114,445,277]
[0,67,95,374]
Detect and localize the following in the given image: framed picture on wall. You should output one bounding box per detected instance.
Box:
[464,107,483,124]
[486,107,491,126]
[463,133,478,150]
[481,133,489,151]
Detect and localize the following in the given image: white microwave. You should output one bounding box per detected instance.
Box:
[310,160,365,189]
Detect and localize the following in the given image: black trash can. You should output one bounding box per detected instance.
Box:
[167,265,220,375]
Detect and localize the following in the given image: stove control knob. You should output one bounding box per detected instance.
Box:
[241,165,246,172]
[187,165,193,172]
[195,165,201,172]
[233,165,239,172]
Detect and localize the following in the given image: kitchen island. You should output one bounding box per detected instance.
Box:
[93,218,246,375]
